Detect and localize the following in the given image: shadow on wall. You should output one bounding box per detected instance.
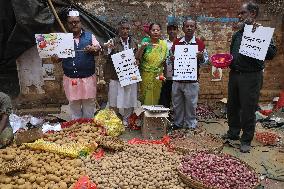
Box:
[0,70,20,98]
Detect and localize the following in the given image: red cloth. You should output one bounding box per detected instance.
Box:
[276,90,284,110]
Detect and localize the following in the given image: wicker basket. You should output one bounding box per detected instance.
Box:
[172,133,224,154]
[178,168,218,189]
[177,152,261,189]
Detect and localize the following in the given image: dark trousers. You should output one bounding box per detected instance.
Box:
[227,70,263,145]
[159,80,173,108]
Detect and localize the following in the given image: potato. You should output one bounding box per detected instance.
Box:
[36,177,44,184]
[58,181,67,189]
[4,178,12,184]
[40,181,45,187]
[2,155,14,161]
[17,178,25,185]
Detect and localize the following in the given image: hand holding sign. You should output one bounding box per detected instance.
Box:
[35,33,75,58]
[173,45,198,81]
[239,24,274,61]
[111,49,142,87]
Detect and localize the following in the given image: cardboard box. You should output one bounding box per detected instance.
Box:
[142,110,169,140]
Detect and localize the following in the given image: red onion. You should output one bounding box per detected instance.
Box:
[179,152,259,189]
[255,132,279,145]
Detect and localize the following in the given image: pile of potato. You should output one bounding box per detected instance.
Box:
[44,122,103,145]
[87,144,191,189]
[0,122,103,189]
[95,136,124,151]
[0,144,87,189]
[0,121,194,189]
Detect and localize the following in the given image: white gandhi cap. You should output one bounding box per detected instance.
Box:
[68,10,80,17]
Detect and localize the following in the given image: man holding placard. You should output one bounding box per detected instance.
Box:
[104,19,139,126]
[60,9,101,119]
[223,2,277,153]
[171,19,208,130]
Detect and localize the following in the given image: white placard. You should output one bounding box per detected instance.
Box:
[35,33,75,58]
[239,24,274,61]
[111,49,142,87]
[173,45,198,80]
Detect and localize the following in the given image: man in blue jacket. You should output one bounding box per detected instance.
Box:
[61,9,101,119]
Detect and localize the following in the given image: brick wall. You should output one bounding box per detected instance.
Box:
[79,0,283,102]
[17,0,283,108]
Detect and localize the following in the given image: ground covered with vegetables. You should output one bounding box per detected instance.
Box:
[0,111,283,189]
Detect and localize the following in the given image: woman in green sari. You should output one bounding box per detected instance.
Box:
[137,23,168,105]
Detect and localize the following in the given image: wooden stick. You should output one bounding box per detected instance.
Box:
[47,0,67,33]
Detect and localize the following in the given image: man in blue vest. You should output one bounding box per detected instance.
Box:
[61,9,101,119]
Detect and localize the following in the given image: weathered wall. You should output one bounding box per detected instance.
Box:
[80,0,284,102]
[17,0,283,108]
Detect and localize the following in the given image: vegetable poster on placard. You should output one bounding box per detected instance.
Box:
[239,24,274,61]
[111,49,142,87]
[211,66,222,81]
[35,33,75,58]
[173,45,198,81]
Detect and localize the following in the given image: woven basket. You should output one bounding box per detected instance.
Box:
[178,168,218,189]
[177,152,261,189]
[172,133,224,154]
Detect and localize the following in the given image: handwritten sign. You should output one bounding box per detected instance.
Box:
[35,33,75,58]
[111,49,142,87]
[239,25,274,61]
[173,45,198,81]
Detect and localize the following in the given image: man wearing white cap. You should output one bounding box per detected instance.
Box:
[61,9,101,119]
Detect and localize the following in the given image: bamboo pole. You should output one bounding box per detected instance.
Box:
[47,0,67,33]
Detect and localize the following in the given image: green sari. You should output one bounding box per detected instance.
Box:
[140,37,168,105]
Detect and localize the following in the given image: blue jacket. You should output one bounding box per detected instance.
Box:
[62,31,95,78]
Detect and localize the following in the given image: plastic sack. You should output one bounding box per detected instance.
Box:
[9,114,44,133]
[42,122,61,133]
[73,176,97,189]
[61,118,94,129]
[95,109,125,137]
[25,139,97,158]
[128,135,170,145]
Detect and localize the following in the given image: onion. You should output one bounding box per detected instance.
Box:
[180,152,259,189]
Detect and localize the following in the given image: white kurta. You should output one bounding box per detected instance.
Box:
[108,37,138,109]
[108,80,137,109]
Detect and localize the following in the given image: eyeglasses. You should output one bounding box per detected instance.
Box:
[67,21,80,25]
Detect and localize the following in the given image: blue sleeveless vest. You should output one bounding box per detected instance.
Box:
[62,31,95,78]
